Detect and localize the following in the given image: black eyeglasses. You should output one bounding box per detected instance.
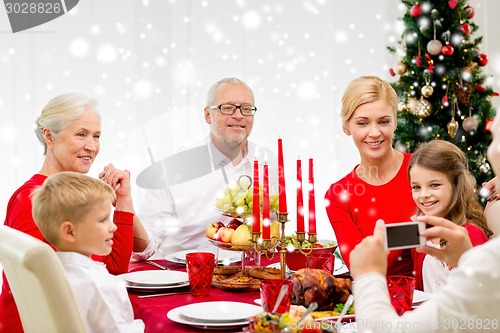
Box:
[207,104,257,116]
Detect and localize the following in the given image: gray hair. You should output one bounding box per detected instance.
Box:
[34,93,98,155]
[206,77,254,106]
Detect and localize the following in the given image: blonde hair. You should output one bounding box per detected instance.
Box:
[34,93,98,155]
[31,171,115,245]
[408,140,493,238]
[206,77,254,106]
[341,76,398,124]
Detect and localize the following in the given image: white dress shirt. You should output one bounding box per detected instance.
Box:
[133,138,278,259]
[353,237,500,332]
[56,252,144,333]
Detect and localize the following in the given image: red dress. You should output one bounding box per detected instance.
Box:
[325,153,416,276]
[0,174,134,333]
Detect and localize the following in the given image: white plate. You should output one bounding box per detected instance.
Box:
[165,249,241,265]
[178,301,261,323]
[413,289,432,305]
[167,302,260,329]
[124,280,190,291]
[119,270,188,286]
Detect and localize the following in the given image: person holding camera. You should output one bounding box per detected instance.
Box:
[408,140,492,292]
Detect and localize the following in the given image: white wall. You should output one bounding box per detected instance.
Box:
[0,0,499,248]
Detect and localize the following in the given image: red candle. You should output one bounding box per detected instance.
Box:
[252,160,260,233]
[278,138,287,212]
[308,158,316,234]
[262,162,270,239]
[296,159,305,233]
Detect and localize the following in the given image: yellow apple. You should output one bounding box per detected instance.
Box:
[231,224,253,250]
[218,227,235,243]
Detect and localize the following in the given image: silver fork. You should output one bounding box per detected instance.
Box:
[145,260,170,270]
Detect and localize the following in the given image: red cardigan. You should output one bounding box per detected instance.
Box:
[325,153,416,276]
[0,174,134,333]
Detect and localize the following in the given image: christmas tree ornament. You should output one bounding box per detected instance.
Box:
[475,84,486,93]
[478,53,488,66]
[454,82,472,105]
[447,102,459,137]
[479,162,491,174]
[427,40,443,55]
[415,56,422,66]
[442,95,449,106]
[394,61,407,75]
[410,4,422,16]
[485,118,494,131]
[465,62,478,75]
[442,44,454,56]
[421,84,434,98]
[407,98,419,113]
[410,98,433,118]
[447,117,459,137]
[462,115,479,131]
[464,5,475,19]
[448,0,458,9]
[460,23,471,36]
[398,101,407,112]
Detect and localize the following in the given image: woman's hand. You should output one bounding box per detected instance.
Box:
[99,163,134,212]
[350,219,389,279]
[416,215,472,268]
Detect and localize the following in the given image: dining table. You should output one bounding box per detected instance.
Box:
[127,255,279,333]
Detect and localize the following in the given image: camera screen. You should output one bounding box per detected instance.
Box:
[386,224,421,248]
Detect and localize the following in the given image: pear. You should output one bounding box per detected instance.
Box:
[231,224,253,250]
[270,221,280,239]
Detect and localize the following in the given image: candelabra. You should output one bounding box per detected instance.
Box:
[250,211,318,279]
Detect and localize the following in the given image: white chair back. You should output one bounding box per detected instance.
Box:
[0,225,87,333]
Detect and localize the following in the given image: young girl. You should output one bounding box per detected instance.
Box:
[408,140,493,292]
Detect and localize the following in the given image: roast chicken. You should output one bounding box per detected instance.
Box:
[290,268,352,311]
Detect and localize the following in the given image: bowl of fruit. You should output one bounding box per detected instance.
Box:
[206,218,281,251]
[284,238,337,271]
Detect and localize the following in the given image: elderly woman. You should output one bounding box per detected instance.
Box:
[324,76,416,276]
[0,93,147,333]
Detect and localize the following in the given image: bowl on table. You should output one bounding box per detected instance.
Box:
[284,239,337,271]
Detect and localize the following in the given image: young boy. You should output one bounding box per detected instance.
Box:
[32,171,144,333]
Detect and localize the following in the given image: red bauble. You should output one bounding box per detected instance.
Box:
[415,56,422,66]
[460,23,471,35]
[442,95,449,106]
[410,4,422,16]
[485,118,494,131]
[478,53,488,66]
[442,45,454,56]
[448,0,458,9]
[465,5,475,18]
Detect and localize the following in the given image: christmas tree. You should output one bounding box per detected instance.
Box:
[388,0,498,194]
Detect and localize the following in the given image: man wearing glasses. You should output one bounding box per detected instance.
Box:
[133,78,277,258]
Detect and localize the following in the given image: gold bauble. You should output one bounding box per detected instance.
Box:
[394,61,408,75]
[447,118,459,137]
[409,98,433,118]
[421,85,434,98]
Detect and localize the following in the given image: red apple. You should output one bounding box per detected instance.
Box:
[218,227,235,243]
[205,222,224,240]
[226,218,243,230]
